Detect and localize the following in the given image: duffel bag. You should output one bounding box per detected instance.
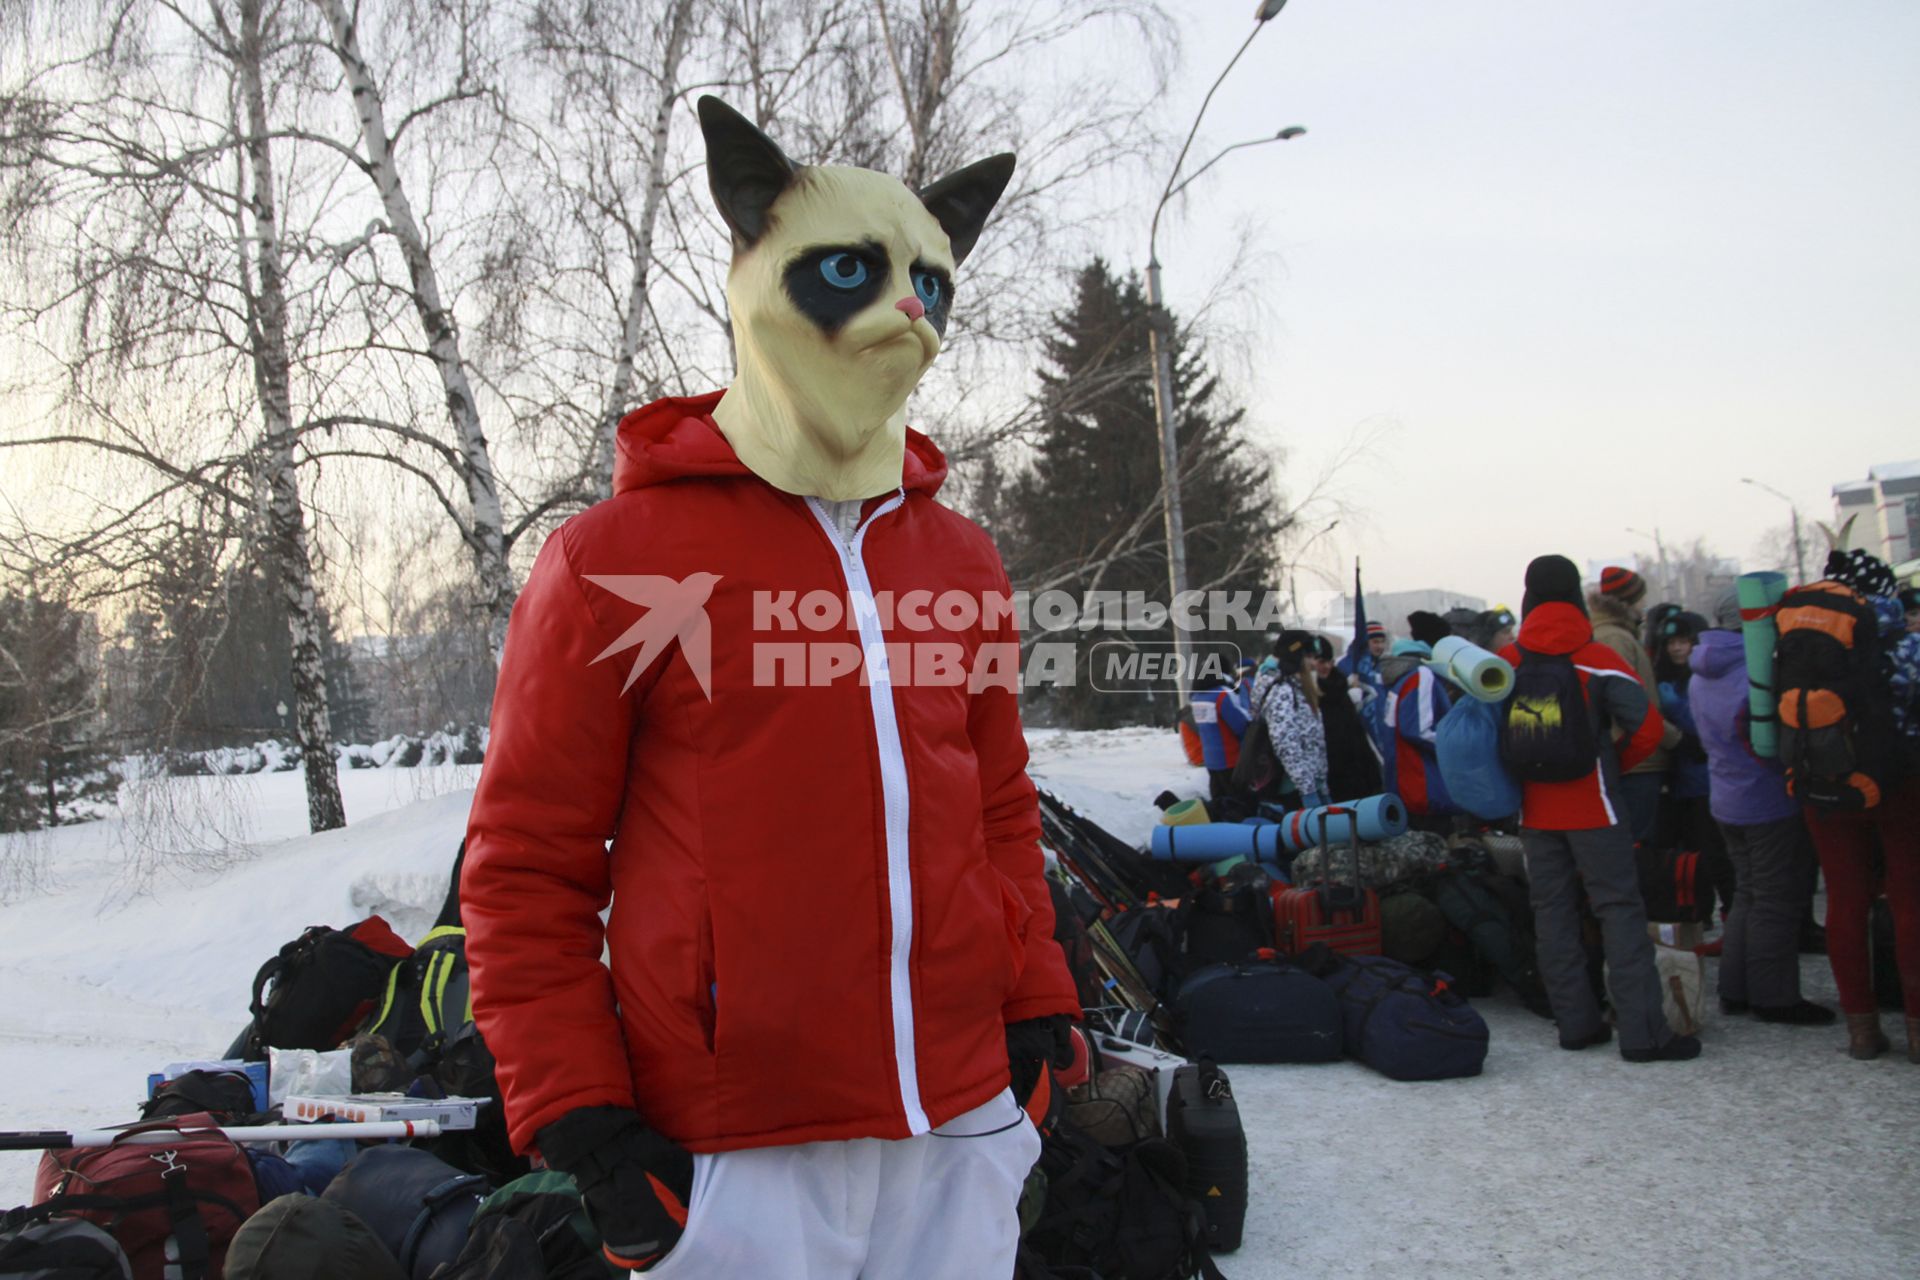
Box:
[1308,949,1490,1081]
[1173,960,1342,1064]
[321,1145,488,1280]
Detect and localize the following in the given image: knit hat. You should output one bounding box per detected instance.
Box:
[1825,548,1897,600]
[1407,610,1452,649]
[1712,588,1742,630]
[1365,621,1387,639]
[1599,565,1648,607]
[1521,554,1586,618]
[1308,634,1335,662]
[1391,638,1433,659]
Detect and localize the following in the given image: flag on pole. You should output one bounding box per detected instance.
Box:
[1347,559,1369,667]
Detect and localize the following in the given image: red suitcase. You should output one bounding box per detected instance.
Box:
[1273,806,1382,957]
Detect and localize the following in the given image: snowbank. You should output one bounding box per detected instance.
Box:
[3,733,1917,1278]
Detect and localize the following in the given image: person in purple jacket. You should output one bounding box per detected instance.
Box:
[1689,592,1835,1024]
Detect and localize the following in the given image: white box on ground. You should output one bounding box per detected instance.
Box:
[1091,1037,1188,1132]
[282,1093,488,1131]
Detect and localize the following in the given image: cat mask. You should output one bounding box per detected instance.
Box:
[697,96,1014,501]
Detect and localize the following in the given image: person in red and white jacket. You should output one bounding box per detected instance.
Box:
[463,98,1076,1278]
[1499,555,1700,1063]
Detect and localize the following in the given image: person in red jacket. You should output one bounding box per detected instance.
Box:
[461,98,1077,1277]
[1499,555,1700,1063]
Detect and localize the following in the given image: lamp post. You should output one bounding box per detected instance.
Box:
[1147,0,1304,702]
[1742,477,1807,584]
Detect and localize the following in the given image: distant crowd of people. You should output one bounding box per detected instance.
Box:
[1187,550,1920,1064]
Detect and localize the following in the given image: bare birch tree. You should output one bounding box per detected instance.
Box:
[0,0,349,830]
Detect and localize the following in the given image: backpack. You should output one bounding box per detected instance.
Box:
[1106,904,1190,1002]
[1023,1127,1226,1280]
[1774,580,1895,810]
[446,1171,605,1280]
[0,1217,132,1279]
[1228,683,1280,794]
[1436,697,1524,819]
[138,1070,258,1125]
[1378,888,1448,966]
[237,917,414,1059]
[1049,877,1107,1009]
[352,926,521,1185]
[1425,869,1548,1007]
[23,1114,260,1280]
[1182,864,1274,968]
[1499,647,1598,782]
[320,1146,488,1280]
[1065,1060,1162,1148]
[1634,846,1714,925]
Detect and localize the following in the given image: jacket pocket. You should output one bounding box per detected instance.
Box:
[695,902,717,1055]
[991,867,1031,994]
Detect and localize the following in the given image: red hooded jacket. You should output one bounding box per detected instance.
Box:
[463,392,1077,1156]
[1498,602,1665,831]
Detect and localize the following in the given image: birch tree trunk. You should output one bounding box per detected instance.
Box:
[239,0,345,832]
[312,0,514,661]
[593,0,698,497]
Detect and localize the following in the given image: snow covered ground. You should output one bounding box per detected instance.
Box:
[4,732,1917,1279]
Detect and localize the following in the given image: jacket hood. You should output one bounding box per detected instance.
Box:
[1586,591,1638,633]
[1515,601,1593,656]
[1377,653,1425,686]
[1690,628,1746,680]
[612,391,949,499]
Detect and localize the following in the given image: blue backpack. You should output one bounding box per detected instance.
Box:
[1435,696,1523,820]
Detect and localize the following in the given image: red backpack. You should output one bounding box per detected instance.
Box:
[27,1112,260,1280]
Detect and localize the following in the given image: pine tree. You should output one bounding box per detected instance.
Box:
[0,594,116,831]
[1002,260,1281,728]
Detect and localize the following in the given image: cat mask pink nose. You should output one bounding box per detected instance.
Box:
[895,296,926,321]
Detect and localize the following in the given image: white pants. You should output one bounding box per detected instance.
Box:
[642,1090,1040,1279]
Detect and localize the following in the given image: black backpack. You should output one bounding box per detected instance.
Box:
[1023,1126,1225,1280]
[234,917,414,1059]
[0,1218,131,1279]
[1774,580,1896,810]
[1183,864,1275,968]
[1500,647,1598,782]
[138,1069,258,1124]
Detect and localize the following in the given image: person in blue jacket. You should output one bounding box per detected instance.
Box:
[1370,638,1459,831]
[1188,673,1236,798]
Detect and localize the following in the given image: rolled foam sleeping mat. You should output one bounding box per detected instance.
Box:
[1428,636,1514,703]
[1736,571,1787,758]
[1239,816,1278,827]
[1270,795,1409,855]
[1150,822,1283,863]
[1160,797,1210,827]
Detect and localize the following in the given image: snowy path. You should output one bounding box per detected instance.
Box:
[3,734,1917,1278]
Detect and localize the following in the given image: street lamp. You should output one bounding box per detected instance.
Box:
[1742,477,1807,584]
[1147,1,1302,701]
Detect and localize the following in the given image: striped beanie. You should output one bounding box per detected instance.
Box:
[1365,621,1387,638]
[1599,565,1647,606]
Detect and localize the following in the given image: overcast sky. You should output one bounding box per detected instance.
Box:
[1133,0,1919,608]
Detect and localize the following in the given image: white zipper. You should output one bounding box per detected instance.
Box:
[805,492,927,1134]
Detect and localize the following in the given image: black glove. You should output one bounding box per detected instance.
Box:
[1006,1015,1075,1106]
[537,1106,694,1271]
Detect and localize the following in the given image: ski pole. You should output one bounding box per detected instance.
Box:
[0,1120,444,1151]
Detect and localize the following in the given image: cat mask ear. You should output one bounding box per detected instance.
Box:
[698,95,798,248]
[918,154,1016,266]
